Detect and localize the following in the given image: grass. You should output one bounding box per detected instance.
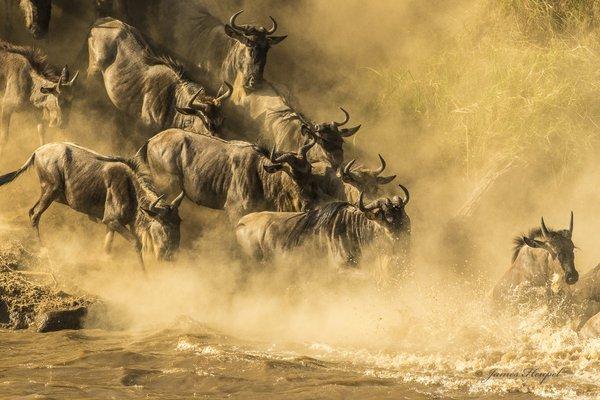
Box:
[369,0,600,187]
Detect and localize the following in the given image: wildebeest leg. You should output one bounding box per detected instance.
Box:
[0,107,13,158]
[104,220,146,273]
[37,122,47,146]
[29,186,59,244]
[103,229,115,253]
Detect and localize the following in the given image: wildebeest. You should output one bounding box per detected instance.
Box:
[0,40,78,156]
[127,5,358,168]
[87,17,232,136]
[134,128,325,222]
[492,213,579,306]
[0,142,183,269]
[235,186,411,267]
[339,154,397,202]
[19,0,52,39]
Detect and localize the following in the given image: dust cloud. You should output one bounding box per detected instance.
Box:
[1,3,599,391]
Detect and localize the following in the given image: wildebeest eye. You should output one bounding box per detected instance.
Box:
[183,120,191,127]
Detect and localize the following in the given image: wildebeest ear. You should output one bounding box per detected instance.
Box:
[523,236,545,248]
[268,35,287,45]
[377,175,397,185]
[40,86,56,94]
[263,164,283,174]
[140,207,159,218]
[176,107,197,116]
[224,25,253,46]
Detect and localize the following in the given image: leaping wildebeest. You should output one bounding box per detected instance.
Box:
[0,40,78,156]
[87,17,232,136]
[235,187,411,268]
[134,128,326,222]
[0,142,183,270]
[492,213,579,307]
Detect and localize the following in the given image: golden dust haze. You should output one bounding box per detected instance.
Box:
[1,0,600,373]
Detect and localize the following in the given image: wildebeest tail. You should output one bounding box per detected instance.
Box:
[0,153,35,186]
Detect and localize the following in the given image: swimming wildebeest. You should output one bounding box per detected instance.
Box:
[0,142,183,270]
[134,128,324,222]
[492,213,579,306]
[235,186,411,268]
[87,17,232,136]
[0,40,78,156]
[19,0,52,39]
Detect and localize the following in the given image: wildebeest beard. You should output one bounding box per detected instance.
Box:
[19,0,52,39]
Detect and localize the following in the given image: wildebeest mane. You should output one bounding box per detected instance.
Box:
[66,142,160,203]
[285,202,375,249]
[0,39,60,80]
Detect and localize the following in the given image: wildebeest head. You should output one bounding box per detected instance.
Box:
[341,154,396,195]
[139,193,185,261]
[299,108,361,167]
[522,212,578,285]
[19,0,52,39]
[224,10,287,90]
[263,139,320,210]
[358,185,411,238]
[176,82,232,134]
[39,66,79,128]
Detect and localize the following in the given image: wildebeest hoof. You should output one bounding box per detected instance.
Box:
[36,306,87,332]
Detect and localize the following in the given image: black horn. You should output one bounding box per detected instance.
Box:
[334,107,350,127]
[267,16,278,34]
[229,10,245,32]
[569,211,574,238]
[299,138,316,160]
[171,191,185,209]
[342,159,356,179]
[150,194,165,211]
[358,191,379,213]
[215,82,233,103]
[541,217,550,238]
[398,184,410,205]
[375,154,386,175]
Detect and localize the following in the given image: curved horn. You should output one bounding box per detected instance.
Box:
[60,65,69,81]
[299,137,316,160]
[171,191,185,209]
[55,75,63,94]
[216,82,233,102]
[342,159,356,177]
[150,194,166,211]
[187,89,203,108]
[398,184,410,205]
[358,191,379,212]
[334,107,350,126]
[569,211,574,237]
[229,10,245,32]
[541,217,550,238]
[375,154,386,175]
[66,70,79,86]
[266,16,277,34]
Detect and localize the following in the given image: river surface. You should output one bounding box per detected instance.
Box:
[1,317,598,400]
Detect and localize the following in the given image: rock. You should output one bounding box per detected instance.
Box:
[36,306,88,333]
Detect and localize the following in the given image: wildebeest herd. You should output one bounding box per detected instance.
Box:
[1,1,599,333]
